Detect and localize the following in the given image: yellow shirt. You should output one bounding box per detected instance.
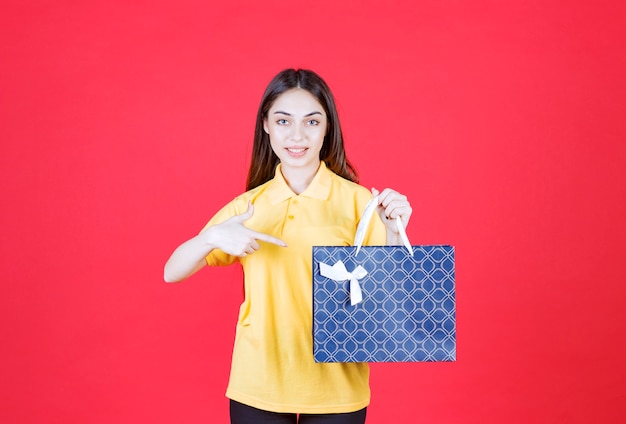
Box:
[202,162,386,414]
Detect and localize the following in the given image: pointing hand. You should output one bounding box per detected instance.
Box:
[205,202,287,257]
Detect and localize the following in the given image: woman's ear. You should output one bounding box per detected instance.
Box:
[263,119,269,134]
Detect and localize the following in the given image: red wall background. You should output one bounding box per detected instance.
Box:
[1,1,625,422]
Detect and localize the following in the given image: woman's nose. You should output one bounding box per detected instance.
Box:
[291,123,304,141]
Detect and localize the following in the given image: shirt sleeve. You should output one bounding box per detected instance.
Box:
[353,186,387,246]
[200,196,248,267]
[363,212,387,246]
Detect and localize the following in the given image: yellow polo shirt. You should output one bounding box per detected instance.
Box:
[202,162,386,414]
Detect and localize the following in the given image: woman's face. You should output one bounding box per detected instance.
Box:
[263,88,328,175]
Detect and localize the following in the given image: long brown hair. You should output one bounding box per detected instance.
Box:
[246,69,358,190]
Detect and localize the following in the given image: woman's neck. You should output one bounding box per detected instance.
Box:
[281,162,320,195]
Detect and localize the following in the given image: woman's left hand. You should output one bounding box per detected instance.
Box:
[371,188,412,242]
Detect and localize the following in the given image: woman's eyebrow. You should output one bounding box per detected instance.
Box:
[273,110,323,117]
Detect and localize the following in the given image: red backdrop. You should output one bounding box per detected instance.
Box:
[2,1,625,422]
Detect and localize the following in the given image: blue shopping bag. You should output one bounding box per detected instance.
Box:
[312,197,456,363]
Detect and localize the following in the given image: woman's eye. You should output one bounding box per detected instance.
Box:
[277,119,289,125]
[307,119,320,126]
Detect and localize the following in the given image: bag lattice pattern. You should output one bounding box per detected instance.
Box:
[312,245,455,362]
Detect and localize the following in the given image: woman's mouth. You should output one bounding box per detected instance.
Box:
[286,147,307,157]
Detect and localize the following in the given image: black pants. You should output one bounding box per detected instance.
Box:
[230,400,367,424]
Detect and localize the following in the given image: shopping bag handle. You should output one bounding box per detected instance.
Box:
[354,196,414,257]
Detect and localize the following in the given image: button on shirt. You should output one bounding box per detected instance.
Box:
[202,162,386,414]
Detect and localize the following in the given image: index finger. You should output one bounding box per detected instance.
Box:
[377,188,405,207]
[250,230,288,247]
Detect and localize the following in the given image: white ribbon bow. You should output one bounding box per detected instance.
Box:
[319,260,368,306]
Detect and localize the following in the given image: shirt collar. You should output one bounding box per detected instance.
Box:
[267,162,332,204]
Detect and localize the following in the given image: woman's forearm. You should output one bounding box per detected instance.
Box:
[163,231,215,283]
[385,229,404,246]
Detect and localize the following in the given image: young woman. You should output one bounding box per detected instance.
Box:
[164,69,412,424]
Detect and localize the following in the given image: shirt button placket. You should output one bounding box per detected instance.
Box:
[287,198,298,221]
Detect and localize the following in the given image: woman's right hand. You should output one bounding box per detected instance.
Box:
[164,202,286,283]
[204,202,287,257]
